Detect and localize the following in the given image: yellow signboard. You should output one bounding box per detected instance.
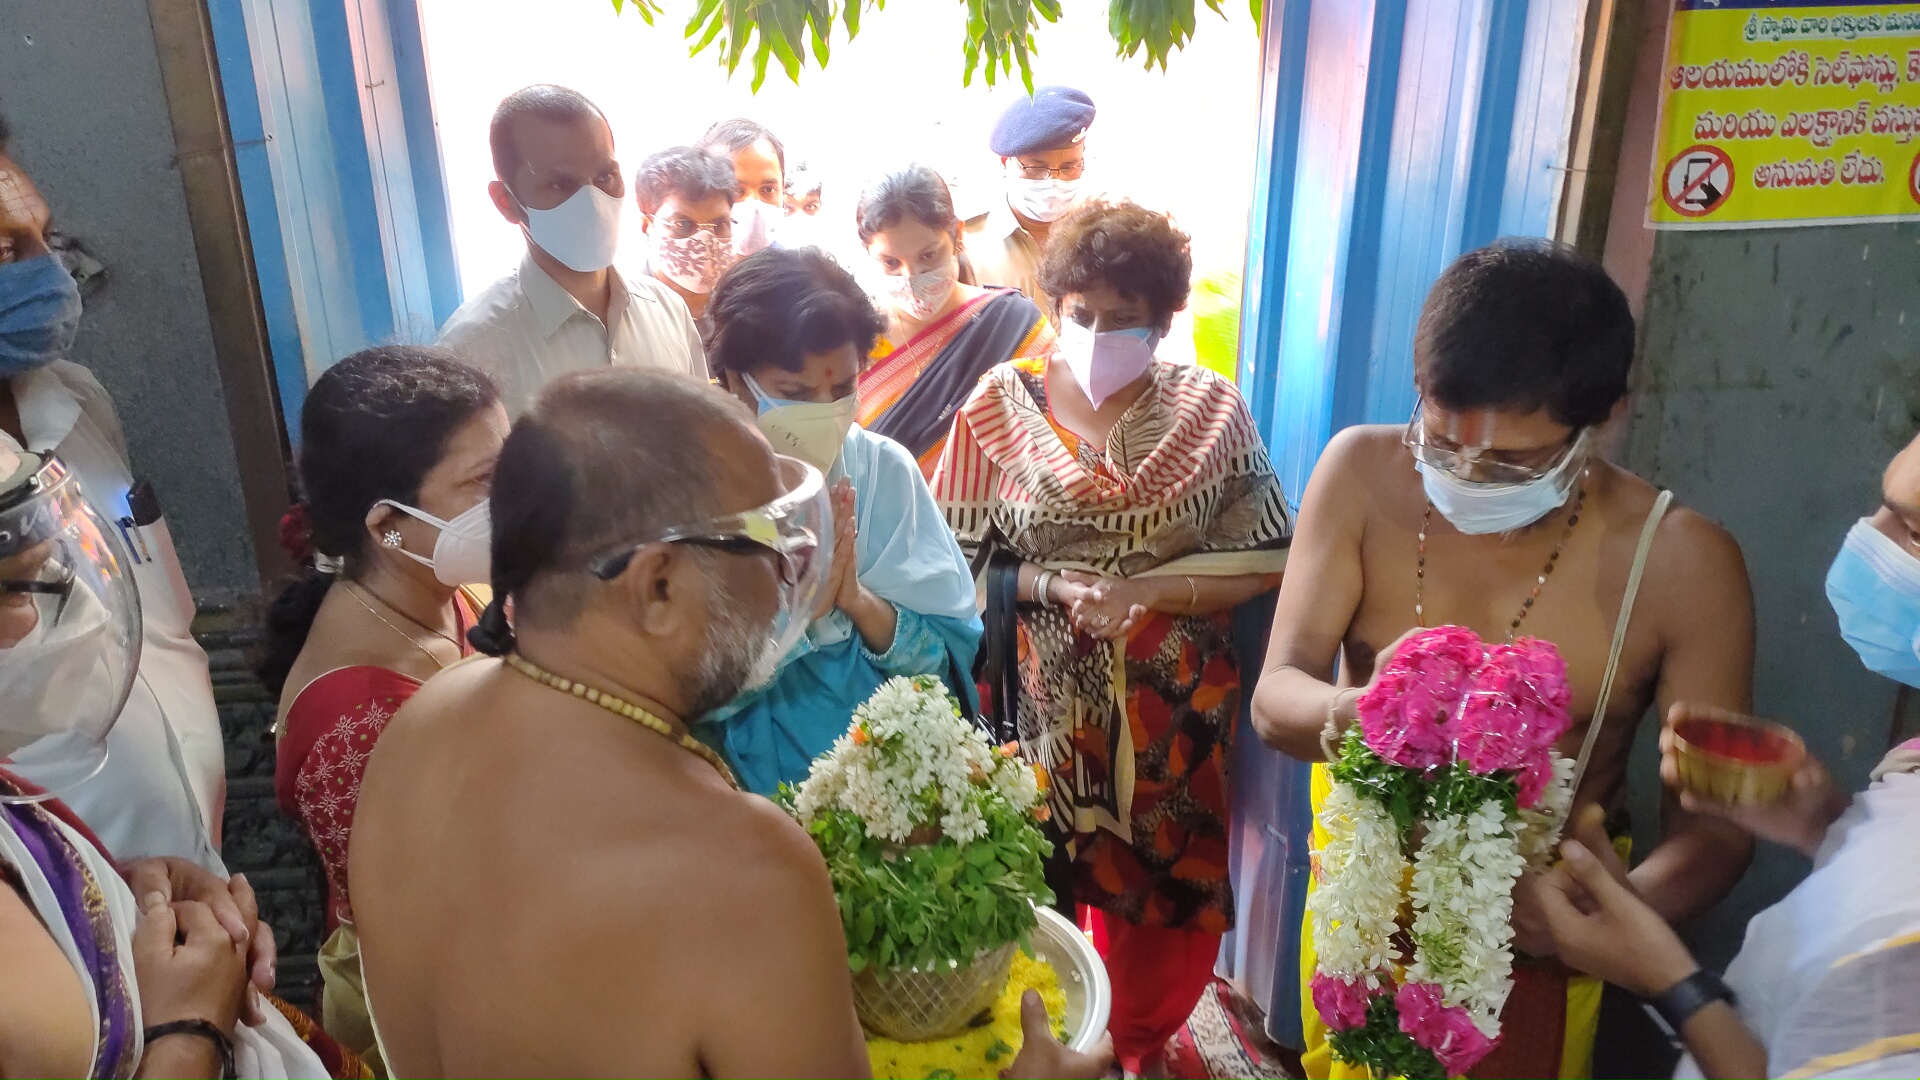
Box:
[1648,2,1920,228]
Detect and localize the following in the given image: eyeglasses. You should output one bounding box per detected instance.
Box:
[592,531,810,586]
[1012,161,1085,181]
[651,215,733,241]
[1402,397,1584,485]
[0,553,75,621]
[586,458,826,586]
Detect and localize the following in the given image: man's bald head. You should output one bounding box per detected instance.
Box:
[484,369,769,634]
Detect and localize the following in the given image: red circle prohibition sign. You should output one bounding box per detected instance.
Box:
[1663,144,1735,218]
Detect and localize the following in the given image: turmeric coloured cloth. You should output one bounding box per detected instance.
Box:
[1297,762,1609,1080]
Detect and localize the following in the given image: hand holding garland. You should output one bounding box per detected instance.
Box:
[1530,835,1766,1080]
[1310,628,1581,1079]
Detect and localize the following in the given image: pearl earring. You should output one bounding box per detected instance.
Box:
[382,531,403,549]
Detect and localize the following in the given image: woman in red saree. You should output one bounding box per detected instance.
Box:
[855,165,1053,477]
[255,346,505,1072]
[932,202,1292,1077]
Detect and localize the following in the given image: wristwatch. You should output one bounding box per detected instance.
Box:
[1644,968,1736,1040]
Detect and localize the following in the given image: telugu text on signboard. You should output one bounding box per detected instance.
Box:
[1648,1,1920,229]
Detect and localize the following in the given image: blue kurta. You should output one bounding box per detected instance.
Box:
[699,425,982,795]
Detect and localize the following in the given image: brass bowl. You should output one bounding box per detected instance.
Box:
[1671,714,1805,806]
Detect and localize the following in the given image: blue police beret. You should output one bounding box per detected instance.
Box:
[989,86,1095,158]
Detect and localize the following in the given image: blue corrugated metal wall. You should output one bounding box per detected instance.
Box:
[209,0,460,443]
[1224,0,1589,1047]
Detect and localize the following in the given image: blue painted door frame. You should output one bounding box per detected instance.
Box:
[1223,0,1589,1047]
[207,0,460,438]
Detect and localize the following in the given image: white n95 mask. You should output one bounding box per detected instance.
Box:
[377,499,492,587]
[514,184,622,273]
[744,374,857,473]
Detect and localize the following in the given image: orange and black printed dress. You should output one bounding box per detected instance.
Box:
[932,354,1291,1066]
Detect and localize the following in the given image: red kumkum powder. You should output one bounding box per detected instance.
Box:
[1675,717,1795,764]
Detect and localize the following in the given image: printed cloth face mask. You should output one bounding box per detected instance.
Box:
[731,197,778,259]
[1007,176,1081,223]
[375,499,492,586]
[0,255,82,377]
[1055,321,1157,409]
[744,374,857,474]
[652,230,733,295]
[1417,430,1591,535]
[514,184,622,273]
[1827,518,1920,687]
[885,259,957,322]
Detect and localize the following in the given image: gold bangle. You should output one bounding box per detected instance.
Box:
[1185,575,1198,614]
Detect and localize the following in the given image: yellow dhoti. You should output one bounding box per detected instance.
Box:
[1296,763,1606,1080]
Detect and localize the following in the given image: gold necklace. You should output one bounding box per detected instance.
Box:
[1415,474,1587,643]
[343,581,451,671]
[504,653,739,789]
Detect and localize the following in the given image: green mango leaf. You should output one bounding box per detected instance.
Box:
[749,37,772,91]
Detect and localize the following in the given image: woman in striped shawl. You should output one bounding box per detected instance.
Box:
[931,201,1290,1076]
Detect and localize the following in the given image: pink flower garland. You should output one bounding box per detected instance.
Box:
[1396,982,1497,1077]
[1351,628,1574,807]
[1355,626,1485,770]
[1452,638,1576,807]
[1310,973,1376,1033]
[1318,627,1576,1077]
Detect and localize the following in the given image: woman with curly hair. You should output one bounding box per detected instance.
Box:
[931,201,1292,1074]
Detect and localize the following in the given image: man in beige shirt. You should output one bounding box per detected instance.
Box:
[439,85,706,415]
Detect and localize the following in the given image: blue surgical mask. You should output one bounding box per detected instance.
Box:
[1417,430,1590,535]
[0,255,82,378]
[1826,518,1920,687]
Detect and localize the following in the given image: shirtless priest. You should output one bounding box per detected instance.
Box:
[349,369,1108,1078]
[1251,240,1755,1079]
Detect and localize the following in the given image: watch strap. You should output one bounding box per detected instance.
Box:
[1646,968,1736,1037]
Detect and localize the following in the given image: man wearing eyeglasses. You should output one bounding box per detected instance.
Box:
[963,86,1094,320]
[439,86,707,418]
[1251,240,1757,1079]
[634,146,740,320]
[349,370,1107,1078]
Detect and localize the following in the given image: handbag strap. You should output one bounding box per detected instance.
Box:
[1570,489,1674,793]
[977,545,1023,745]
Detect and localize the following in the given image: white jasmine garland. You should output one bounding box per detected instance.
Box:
[1405,799,1529,1039]
[1516,752,1577,870]
[1310,781,1407,979]
[793,676,1042,844]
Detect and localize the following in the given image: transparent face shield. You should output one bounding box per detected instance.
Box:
[0,451,142,803]
[588,455,831,663]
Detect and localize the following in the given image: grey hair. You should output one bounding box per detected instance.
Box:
[486,369,746,638]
